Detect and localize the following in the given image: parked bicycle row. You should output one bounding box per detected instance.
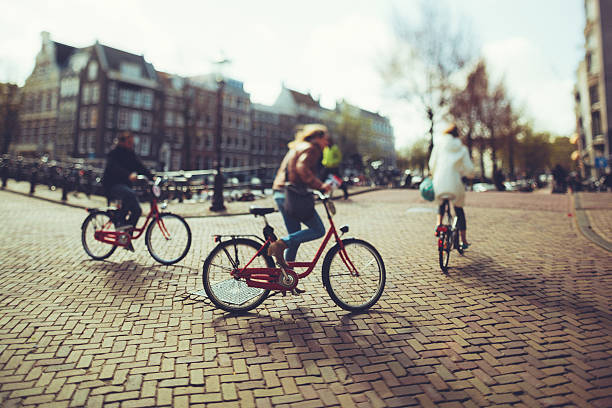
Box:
[0,154,276,203]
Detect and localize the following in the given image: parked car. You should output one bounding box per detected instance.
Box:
[472,183,496,192]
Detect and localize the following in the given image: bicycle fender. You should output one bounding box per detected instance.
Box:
[81,211,104,230]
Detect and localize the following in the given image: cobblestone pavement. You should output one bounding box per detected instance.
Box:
[0,189,611,407]
[0,179,375,219]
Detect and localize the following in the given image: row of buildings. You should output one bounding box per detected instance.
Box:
[1,32,395,175]
[574,0,611,178]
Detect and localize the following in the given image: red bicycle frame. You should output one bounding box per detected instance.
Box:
[228,202,360,292]
[92,190,171,248]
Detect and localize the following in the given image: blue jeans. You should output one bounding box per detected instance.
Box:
[109,184,142,227]
[273,190,325,262]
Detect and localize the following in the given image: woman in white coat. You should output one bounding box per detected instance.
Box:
[428,124,475,248]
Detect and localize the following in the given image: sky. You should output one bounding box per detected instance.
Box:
[0,0,585,149]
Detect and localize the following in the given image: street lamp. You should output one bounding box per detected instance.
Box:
[210,78,226,211]
[210,56,230,212]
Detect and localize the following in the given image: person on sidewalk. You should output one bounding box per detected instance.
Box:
[321,141,349,200]
[101,131,154,244]
[429,124,475,249]
[269,124,332,289]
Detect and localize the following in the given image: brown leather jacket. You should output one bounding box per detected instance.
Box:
[272,141,324,191]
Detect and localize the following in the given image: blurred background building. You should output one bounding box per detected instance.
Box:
[3,31,396,177]
[574,0,611,178]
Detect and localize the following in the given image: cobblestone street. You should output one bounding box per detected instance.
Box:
[0,188,610,407]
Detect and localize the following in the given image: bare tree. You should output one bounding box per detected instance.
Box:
[381,1,475,156]
[449,59,488,159]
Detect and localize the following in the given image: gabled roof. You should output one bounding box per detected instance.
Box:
[289,90,320,108]
[96,44,157,80]
[53,41,77,68]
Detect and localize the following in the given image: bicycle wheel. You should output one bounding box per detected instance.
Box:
[145,213,192,265]
[81,211,117,260]
[322,238,386,312]
[202,238,273,313]
[439,230,451,273]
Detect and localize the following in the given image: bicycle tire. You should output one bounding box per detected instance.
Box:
[202,238,274,313]
[81,211,117,260]
[322,238,386,312]
[439,230,451,273]
[145,213,192,265]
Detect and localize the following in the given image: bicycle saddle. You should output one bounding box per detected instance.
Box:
[249,207,276,216]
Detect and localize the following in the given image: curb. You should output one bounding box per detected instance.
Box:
[1,187,89,210]
[571,192,612,252]
[1,186,382,219]
[180,187,382,219]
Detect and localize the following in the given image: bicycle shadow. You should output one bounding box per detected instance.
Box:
[78,259,196,301]
[446,251,612,321]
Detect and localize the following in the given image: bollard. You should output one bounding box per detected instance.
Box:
[61,173,69,201]
[0,163,7,189]
[29,167,37,195]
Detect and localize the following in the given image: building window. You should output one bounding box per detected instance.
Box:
[592,111,601,136]
[108,82,117,103]
[80,108,89,128]
[106,107,115,129]
[141,113,152,132]
[589,85,599,105]
[133,91,142,108]
[166,96,175,109]
[165,111,174,126]
[82,85,91,104]
[120,62,141,79]
[90,108,98,128]
[88,61,98,80]
[118,109,129,130]
[119,88,131,106]
[91,84,99,104]
[130,111,141,131]
[78,133,87,154]
[87,132,96,153]
[143,90,153,109]
[138,135,151,156]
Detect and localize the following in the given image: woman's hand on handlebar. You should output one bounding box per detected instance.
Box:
[321,182,332,193]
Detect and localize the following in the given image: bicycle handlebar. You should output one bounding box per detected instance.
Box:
[312,189,330,201]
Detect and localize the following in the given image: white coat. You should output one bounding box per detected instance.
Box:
[428,134,475,207]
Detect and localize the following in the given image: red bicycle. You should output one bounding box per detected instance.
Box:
[436,196,464,273]
[81,178,192,265]
[202,191,386,312]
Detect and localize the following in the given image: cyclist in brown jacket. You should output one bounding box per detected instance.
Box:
[269,124,332,284]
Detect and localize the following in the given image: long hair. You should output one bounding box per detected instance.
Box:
[288,124,328,149]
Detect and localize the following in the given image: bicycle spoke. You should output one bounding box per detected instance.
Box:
[208,263,235,273]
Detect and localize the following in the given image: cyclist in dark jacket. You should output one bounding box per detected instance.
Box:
[102,131,153,230]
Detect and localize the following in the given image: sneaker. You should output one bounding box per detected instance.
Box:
[461,243,470,250]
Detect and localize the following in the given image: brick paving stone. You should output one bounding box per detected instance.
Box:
[0,189,610,407]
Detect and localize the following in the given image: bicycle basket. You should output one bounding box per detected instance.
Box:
[419,177,435,201]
